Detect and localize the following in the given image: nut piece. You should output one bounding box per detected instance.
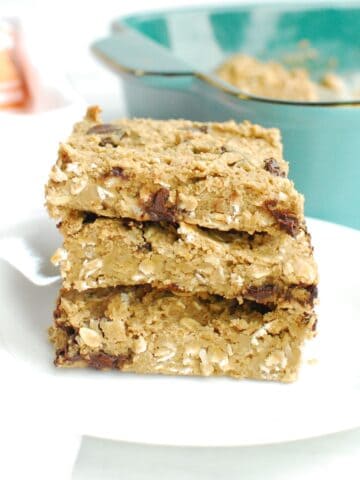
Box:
[66,163,82,175]
[251,326,268,346]
[230,273,244,288]
[184,340,202,357]
[178,224,197,244]
[50,165,68,183]
[51,247,68,266]
[180,317,200,330]
[154,346,176,362]
[264,350,288,369]
[133,336,147,354]
[97,186,114,200]
[178,193,198,212]
[70,177,87,195]
[207,346,229,369]
[199,348,214,376]
[79,327,103,348]
[80,258,103,279]
[138,260,156,276]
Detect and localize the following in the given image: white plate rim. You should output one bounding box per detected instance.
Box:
[0,214,359,447]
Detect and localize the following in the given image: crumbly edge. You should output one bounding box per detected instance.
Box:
[49,286,316,382]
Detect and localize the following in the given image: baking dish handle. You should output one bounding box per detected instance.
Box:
[92,29,244,96]
[92,28,194,79]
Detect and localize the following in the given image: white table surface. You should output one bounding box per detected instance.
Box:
[1,0,360,478]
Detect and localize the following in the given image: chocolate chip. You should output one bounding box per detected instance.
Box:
[88,353,116,369]
[141,242,152,252]
[99,137,116,147]
[137,284,153,299]
[189,176,206,184]
[285,284,318,306]
[306,284,318,305]
[56,221,63,229]
[99,131,126,147]
[53,301,62,319]
[60,150,71,164]
[300,311,317,332]
[228,299,239,315]
[186,125,209,134]
[197,125,208,133]
[53,323,78,361]
[264,158,285,177]
[220,146,228,154]
[121,218,135,229]
[263,200,299,236]
[88,352,131,370]
[54,351,66,364]
[83,212,98,224]
[55,323,77,336]
[111,166,124,176]
[55,353,82,366]
[105,166,128,179]
[143,188,176,223]
[300,312,311,324]
[63,325,76,336]
[311,318,318,332]
[163,283,182,292]
[86,124,123,135]
[249,303,272,315]
[245,284,278,303]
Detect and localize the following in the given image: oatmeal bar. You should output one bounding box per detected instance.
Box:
[216,54,318,101]
[45,106,304,235]
[49,286,316,382]
[53,212,318,304]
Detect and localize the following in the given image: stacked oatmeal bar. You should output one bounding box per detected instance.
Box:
[45,106,318,382]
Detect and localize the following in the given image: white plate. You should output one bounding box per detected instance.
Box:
[0,214,359,447]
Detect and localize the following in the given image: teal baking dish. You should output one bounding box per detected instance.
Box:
[92,3,360,230]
